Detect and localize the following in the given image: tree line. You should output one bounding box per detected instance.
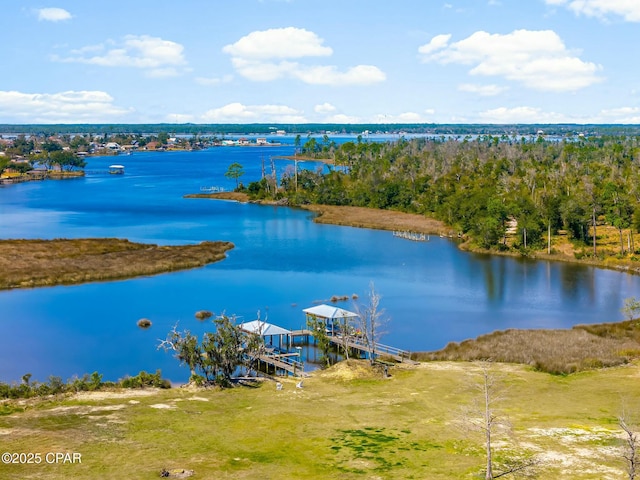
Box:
[246,134,640,258]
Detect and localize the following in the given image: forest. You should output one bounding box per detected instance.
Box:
[248,134,640,259]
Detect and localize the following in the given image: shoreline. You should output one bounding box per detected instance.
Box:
[187,191,640,275]
[0,238,234,290]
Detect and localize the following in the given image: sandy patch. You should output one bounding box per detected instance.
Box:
[73,389,160,401]
[174,396,209,403]
[150,403,176,410]
[318,359,380,381]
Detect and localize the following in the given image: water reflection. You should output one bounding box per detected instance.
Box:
[2,148,640,382]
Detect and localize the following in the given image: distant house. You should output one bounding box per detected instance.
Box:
[256,137,268,145]
[105,142,121,151]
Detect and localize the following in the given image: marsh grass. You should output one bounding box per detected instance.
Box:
[1,360,638,479]
[0,238,233,290]
[301,204,450,236]
[414,320,640,374]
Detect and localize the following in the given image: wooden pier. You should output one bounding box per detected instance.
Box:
[256,349,307,377]
[290,329,412,363]
[241,305,413,378]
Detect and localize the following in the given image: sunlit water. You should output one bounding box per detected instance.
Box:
[1,141,639,383]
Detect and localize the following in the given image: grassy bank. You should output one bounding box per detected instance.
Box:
[1,360,637,479]
[186,192,640,277]
[186,192,450,235]
[0,238,233,290]
[414,319,640,375]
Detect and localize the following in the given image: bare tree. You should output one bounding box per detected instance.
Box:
[354,282,388,365]
[620,412,639,480]
[337,311,355,361]
[158,323,201,379]
[460,362,538,479]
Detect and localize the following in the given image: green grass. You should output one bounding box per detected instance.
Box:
[1,360,639,479]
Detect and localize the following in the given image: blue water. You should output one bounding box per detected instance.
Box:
[1,143,639,383]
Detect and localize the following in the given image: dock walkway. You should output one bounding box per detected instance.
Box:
[291,329,412,363]
[256,349,307,377]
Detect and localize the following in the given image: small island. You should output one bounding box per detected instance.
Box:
[0,238,233,290]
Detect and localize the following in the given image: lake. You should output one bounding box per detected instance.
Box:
[1,141,639,383]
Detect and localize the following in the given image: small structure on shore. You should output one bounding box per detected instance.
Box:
[303,304,359,336]
[109,164,125,174]
[240,319,292,350]
[240,319,305,376]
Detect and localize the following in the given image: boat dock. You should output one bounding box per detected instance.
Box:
[290,329,412,363]
[200,186,225,193]
[240,304,413,377]
[255,348,307,377]
[393,231,429,242]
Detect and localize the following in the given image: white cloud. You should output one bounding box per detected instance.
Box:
[476,104,640,124]
[419,29,602,92]
[599,106,640,123]
[477,106,569,123]
[417,34,451,55]
[323,113,361,123]
[224,27,385,86]
[371,112,432,123]
[200,102,307,123]
[222,27,332,59]
[53,35,188,77]
[545,0,640,22]
[229,57,297,81]
[314,103,336,114]
[0,90,131,123]
[293,65,386,86]
[36,7,72,22]
[458,83,507,96]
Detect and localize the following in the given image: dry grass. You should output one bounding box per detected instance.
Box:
[184,193,449,235]
[300,204,450,235]
[0,238,233,290]
[415,320,640,374]
[183,191,250,202]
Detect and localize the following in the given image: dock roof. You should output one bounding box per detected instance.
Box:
[303,304,358,320]
[239,320,291,337]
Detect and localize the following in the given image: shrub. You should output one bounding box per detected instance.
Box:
[137,318,152,329]
[195,310,213,321]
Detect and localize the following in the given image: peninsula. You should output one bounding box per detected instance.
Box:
[0,238,233,290]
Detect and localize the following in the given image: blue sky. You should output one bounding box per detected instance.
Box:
[1,0,639,124]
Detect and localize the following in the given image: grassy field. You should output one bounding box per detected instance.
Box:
[0,238,233,290]
[1,360,638,479]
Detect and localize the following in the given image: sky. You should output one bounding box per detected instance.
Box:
[1,0,639,125]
